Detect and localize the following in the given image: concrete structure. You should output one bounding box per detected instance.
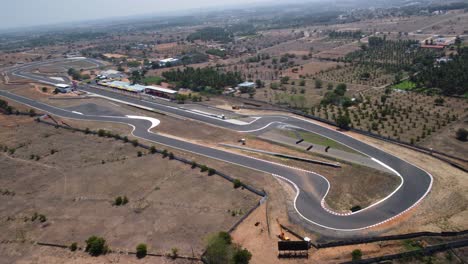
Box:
[144,86,178,100]
[99,81,146,93]
[238,82,256,89]
[158,58,179,67]
[99,69,127,80]
[54,83,72,93]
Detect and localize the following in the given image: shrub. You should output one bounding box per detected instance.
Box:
[85,236,108,256]
[352,249,362,260]
[122,196,129,205]
[85,128,90,134]
[168,152,174,159]
[137,151,142,157]
[233,179,242,189]
[150,146,157,154]
[131,139,139,147]
[38,214,47,223]
[42,87,48,93]
[456,128,467,141]
[31,212,38,221]
[191,161,198,169]
[170,247,178,259]
[162,149,168,158]
[208,168,216,176]
[29,109,36,117]
[115,196,123,206]
[200,165,208,172]
[218,232,232,245]
[70,242,78,252]
[136,243,147,259]
[97,129,106,137]
[232,247,252,264]
[123,136,129,143]
[336,115,351,130]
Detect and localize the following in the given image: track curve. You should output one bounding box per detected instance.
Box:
[0,59,433,232]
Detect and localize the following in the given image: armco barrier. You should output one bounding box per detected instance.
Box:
[278,224,468,249]
[341,239,468,264]
[317,230,468,248]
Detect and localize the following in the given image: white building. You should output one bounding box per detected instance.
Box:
[55,83,72,93]
[159,58,179,67]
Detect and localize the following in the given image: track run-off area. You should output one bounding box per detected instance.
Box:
[0,58,433,233]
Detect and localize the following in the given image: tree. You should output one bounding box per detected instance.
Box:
[136,243,147,259]
[335,83,347,96]
[85,236,108,256]
[69,242,78,252]
[232,247,252,264]
[336,115,351,130]
[456,128,467,141]
[315,79,323,88]
[255,79,263,88]
[233,179,242,189]
[115,196,123,206]
[352,249,362,260]
[280,76,290,84]
[205,233,231,264]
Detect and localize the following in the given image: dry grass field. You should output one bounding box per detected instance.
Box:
[0,114,260,262]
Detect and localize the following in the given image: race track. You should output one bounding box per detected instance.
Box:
[0,58,433,232]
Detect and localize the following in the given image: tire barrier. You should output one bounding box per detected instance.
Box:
[232,98,468,171]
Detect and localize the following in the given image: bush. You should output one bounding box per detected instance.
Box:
[233,179,242,189]
[162,149,168,158]
[208,168,216,176]
[42,87,48,93]
[137,151,142,157]
[191,161,198,169]
[168,152,175,159]
[336,115,351,130]
[131,139,139,147]
[150,146,157,154]
[29,109,36,117]
[97,129,106,137]
[70,242,78,252]
[352,249,362,260]
[123,136,129,143]
[38,214,47,223]
[200,165,208,172]
[170,247,178,259]
[115,196,123,206]
[232,247,252,264]
[85,128,90,134]
[456,128,467,141]
[122,196,129,205]
[136,243,147,259]
[85,236,108,256]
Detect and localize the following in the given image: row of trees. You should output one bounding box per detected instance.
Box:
[411,47,468,96]
[187,27,234,43]
[162,67,243,91]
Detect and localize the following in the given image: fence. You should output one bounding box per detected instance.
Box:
[341,239,468,264]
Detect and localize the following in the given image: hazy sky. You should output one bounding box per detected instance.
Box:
[0,0,275,30]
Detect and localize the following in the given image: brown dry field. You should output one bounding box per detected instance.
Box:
[312,41,361,60]
[0,115,260,262]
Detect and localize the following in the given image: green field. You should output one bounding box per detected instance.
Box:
[143,76,163,85]
[392,80,416,90]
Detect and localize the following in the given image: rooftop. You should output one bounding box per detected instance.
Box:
[145,86,178,94]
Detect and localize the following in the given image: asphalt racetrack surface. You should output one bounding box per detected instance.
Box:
[0,59,433,232]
